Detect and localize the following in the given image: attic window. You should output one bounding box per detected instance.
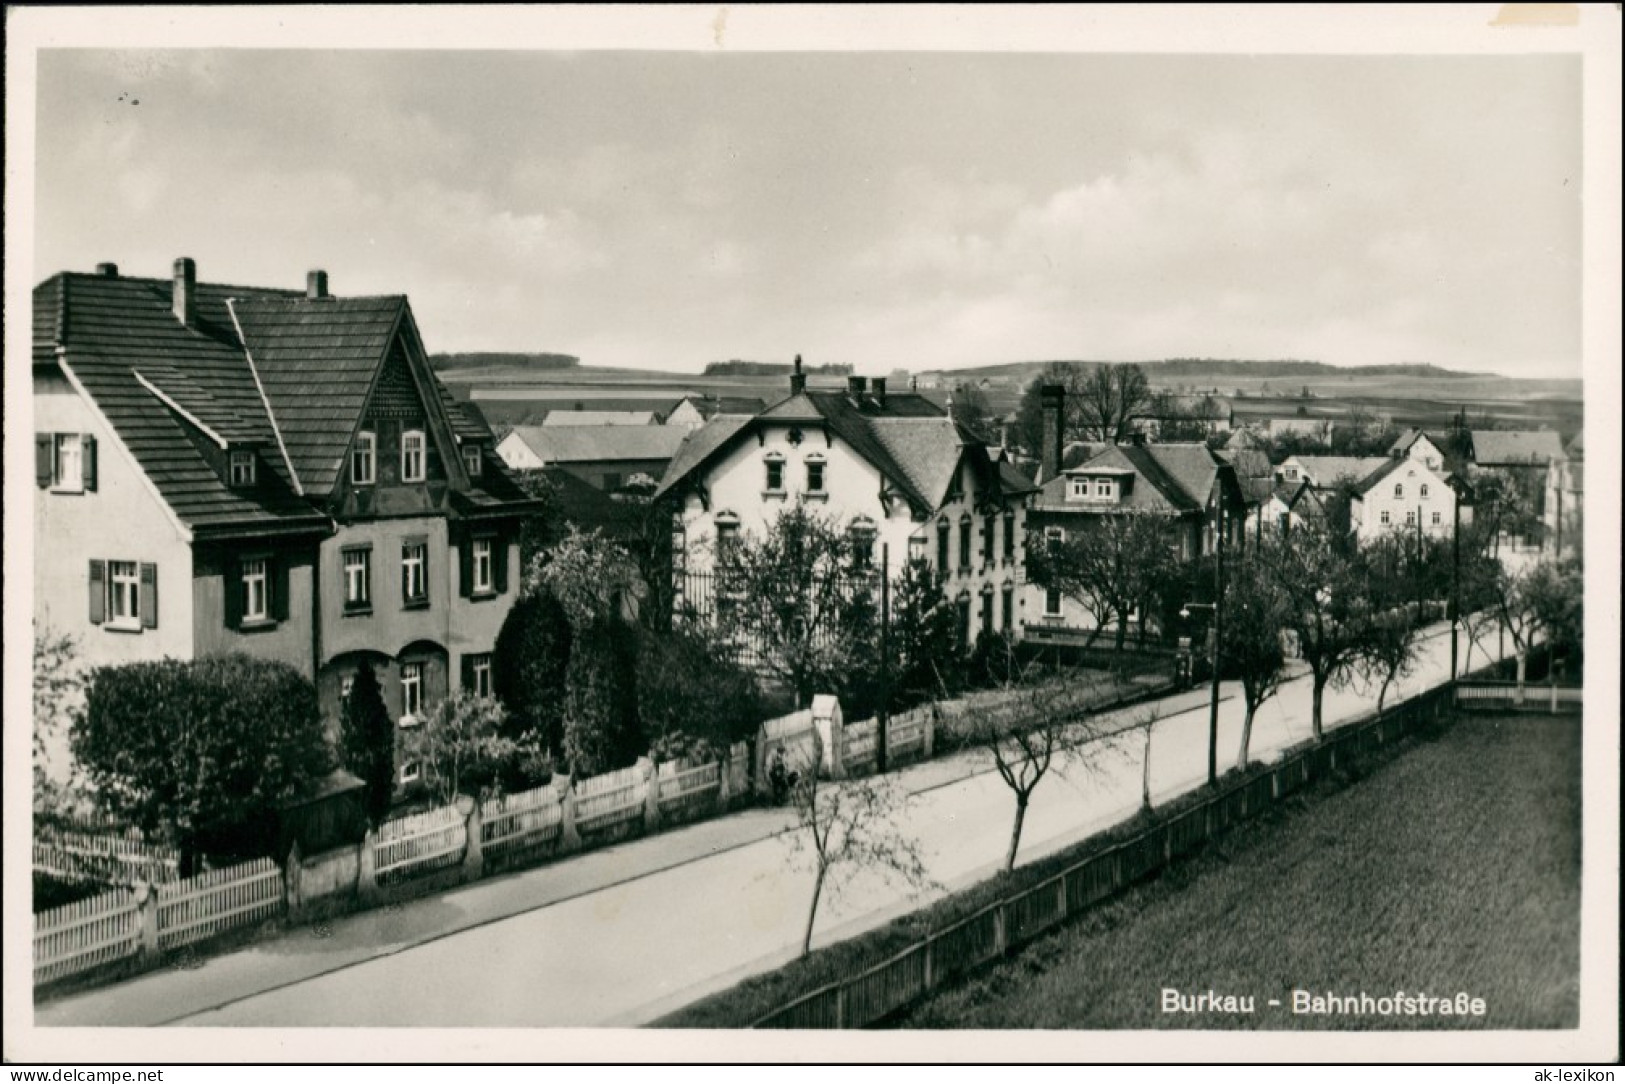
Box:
[402,430,427,483]
[1068,478,1089,501]
[1092,478,1116,501]
[229,450,257,487]
[462,443,483,477]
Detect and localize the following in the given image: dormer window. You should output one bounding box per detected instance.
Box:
[1092,478,1116,500]
[402,430,427,483]
[352,431,377,486]
[229,450,257,488]
[1068,478,1090,501]
[462,443,483,477]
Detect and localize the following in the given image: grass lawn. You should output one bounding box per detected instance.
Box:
[894,713,1581,1030]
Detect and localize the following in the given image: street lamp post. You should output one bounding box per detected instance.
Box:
[1180,595,1221,787]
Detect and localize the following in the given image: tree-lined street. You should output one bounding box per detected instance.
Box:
[38,621,1500,1029]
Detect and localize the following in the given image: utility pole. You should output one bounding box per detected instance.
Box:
[1207,490,1225,787]
[877,542,891,774]
[1450,493,1461,683]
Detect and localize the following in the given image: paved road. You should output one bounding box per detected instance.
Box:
[40,623,1493,1028]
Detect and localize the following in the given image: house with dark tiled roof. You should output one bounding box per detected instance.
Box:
[1465,429,1566,552]
[34,259,538,793]
[655,360,1037,648]
[1345,456,1465,545]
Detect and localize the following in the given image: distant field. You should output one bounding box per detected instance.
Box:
[894,713,1581,1030]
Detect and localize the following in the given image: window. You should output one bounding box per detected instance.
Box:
[242,558,269,622]
[54,434,84,491]
[983,513,997,567]
[1394,484,1404,499]
[462,443,483,477]
[958,516,972,570]
[352,431,376,485]
[1405,510,1416,526]
[957,594,972,650]
[343,547,372,610]
[109,561,141,628]
[806,460,826,493]
[1093,478,1114,500]
[1003,510,1015,562]
[936,519,950,569]
[1001,583,1014,632]
[401,430,426,483]
[1432,511,1442,526]
[399,761,421,785]
[1068,478,1089,500]
[401,541,428,606]
[471,538,494,594]
[466,653,493,698]
[1420,484,1430,498]
[400,662,423,723]
[716,520,740,565]
[340,674,355,708]
[1380,510,1391,526]
[765,459,785,491]
[1045,525,1066,544]
[1045,586,1063,617]
[848,522,876,568]
[980,588,994,638]
[1284,467,1299,481]
[229,450,256,487]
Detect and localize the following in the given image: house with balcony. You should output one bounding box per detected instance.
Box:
[1024,386,1245,642]
[33,259,537,792]
[654,361,1037,650]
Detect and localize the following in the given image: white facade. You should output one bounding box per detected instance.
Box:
[34,368,195,665]
[1398,433,1447,472]
[664,399,707,430]
[1352,460,1457,544]
[496,430,546,470]
[674,423,1026,643]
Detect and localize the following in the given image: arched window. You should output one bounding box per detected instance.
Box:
[958,513,973,570]
[936,517,951,570]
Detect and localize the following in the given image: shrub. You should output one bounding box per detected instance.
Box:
[73,654,333,867]
[339,658,395,825]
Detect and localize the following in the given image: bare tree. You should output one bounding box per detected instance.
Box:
[1495,556,1583,701]
[1219,544,1292,769]
[1075,363,1153,443]
[1026,511,1180,652]
[784,745,930,957]
[1350,532,1427,716]
[1271,521,1369,740]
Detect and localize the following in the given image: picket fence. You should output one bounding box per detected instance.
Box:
[156,858,284,951]
[482,783,565,856]
[575,763,648,833]
[33,824,181,887]
[751,680,1460,1029]
[1455,681,1582,713]
[33,886,142,987]
[659,760,723,822]
[374,805,468,879]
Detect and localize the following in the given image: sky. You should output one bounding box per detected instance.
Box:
[32,48,1582,378]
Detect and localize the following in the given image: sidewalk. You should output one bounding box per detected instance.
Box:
[36,680,1219,1027]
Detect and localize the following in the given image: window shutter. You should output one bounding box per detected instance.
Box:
[88,560,106,624]
[272,558,291,622]
[36,435,54,488]
[493,537,509,594]
[458,535,473,598]
[224,556,243,629]
[140,563,158,628]
[460,653,475,692]
[83,436,98,492]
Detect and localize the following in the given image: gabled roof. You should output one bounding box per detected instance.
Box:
[1035,442,1235,516]
[36,267,528,536]
[652,386,1027,512]
[1470,429,1565,466]
[1388,427,1440,455]
[1286,455,1390,488]
[503,424,689,466]
[35,271,327,535]
[539,410,659,427]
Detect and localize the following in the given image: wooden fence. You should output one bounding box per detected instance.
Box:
[751,680,1460,1028]
[373,805,468,880]
[156,858,284,951]
[33,824,181,887]
[575,763,648,834]
[33,887,141,987]
[1455,681,1582,713]
[659,760,723,823]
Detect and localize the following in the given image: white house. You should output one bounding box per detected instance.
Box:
[1348,457,1462,544]
[655,364,1037,648]
[1389,428,1448,473]
[1277,455,1390,489]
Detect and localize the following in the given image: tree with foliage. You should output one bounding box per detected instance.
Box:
[515,468,564,569]
[492,591,573,759]
[1350,531,1428,716]
[33,626,87,819]
[1075,363,1153,443]
[1218,544,1292,769]
[1012,362,1087,456]
[714,505,865,707]
[1496,556,1583,698]
[1270,522,1370,740]
[636,626,763,764]
[887,557,962,707]
[949,382,999,444]
[339,658,396,825]
[1025,512,1180,652]
[73,654,334,868]
[401,691,516,805]
[784,746,929,957]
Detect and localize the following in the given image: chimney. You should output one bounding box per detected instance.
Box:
[847,375,868,398]
[306,269,329,300]
[95,262,118,278]
[1040,383,1065,482]
[172,257,197,327]
[790,354,807,395]
[872,377,887,407]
